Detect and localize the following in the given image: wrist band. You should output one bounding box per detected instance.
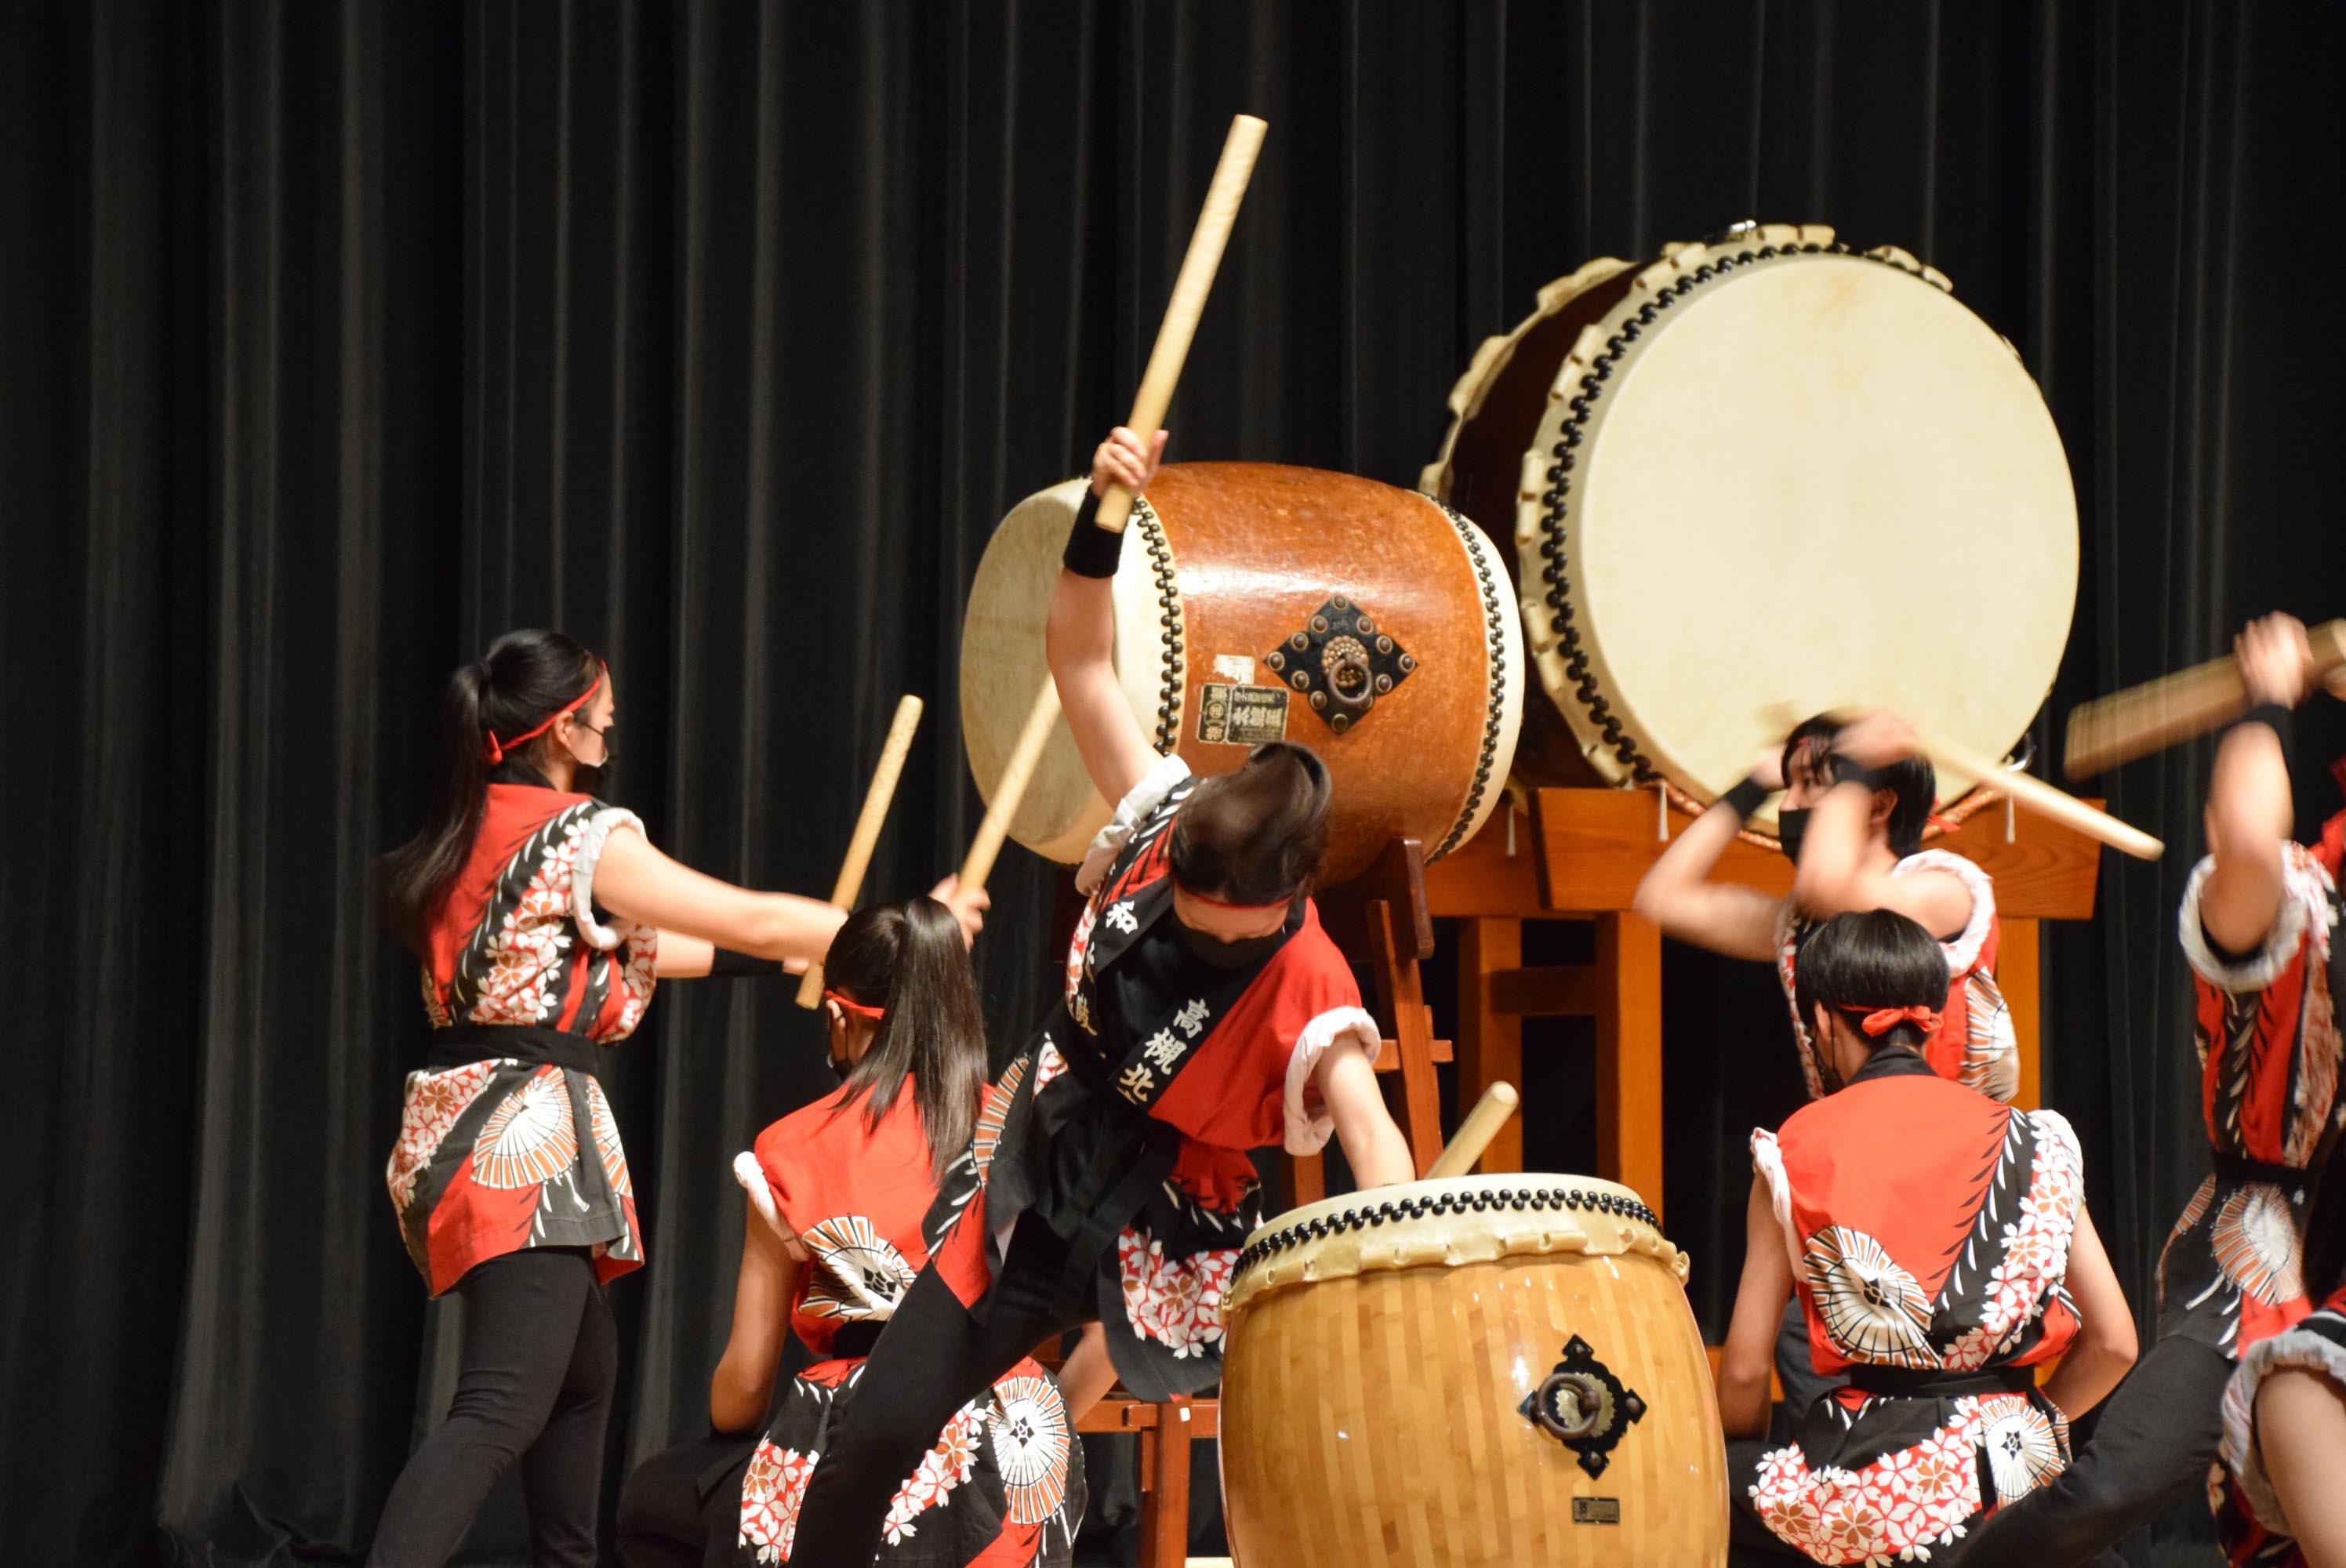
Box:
[1720,773,1770,823]
[2239,701,2294,760]
[708,946,786,978]
[1828,752,1892,793]
[1062,489,1124,579]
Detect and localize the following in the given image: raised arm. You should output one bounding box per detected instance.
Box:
[1045,427,1169,810]
[1630,747,1785,961]
[2039,1204,2137,1421]
[2200,614,2311,956]
[710,1192,804,1433]
[1789,712,1971,935]
[1716,1171,1793,1440]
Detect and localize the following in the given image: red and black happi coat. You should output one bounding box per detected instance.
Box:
[727,1082,1084,1566]
[2166,820,2345,1352]
[1745,1048,2086,1564]
[2213,1283,2346,1568]
[926,756,1380,1401]
[386,780,656,1296]
[1777,851,2018,1102]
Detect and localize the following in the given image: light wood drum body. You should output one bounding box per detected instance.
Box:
[1222,1174,1727,1566]
[1422,224,2078,831]
[960,463,1523,886]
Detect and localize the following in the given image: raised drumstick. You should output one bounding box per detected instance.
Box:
[1429,1083,1522,1179]
[1094,112,1267,536]
[2063,619,2346,780]
[796,695,924,1009]
[959,680,1062,897]
[1917,724,2163,860]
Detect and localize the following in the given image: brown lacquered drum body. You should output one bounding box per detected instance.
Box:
[1422,223,2078,831]
[1222,1174,1727,1566]
[960,463,1523,886]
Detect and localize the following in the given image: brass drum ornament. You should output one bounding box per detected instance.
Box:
[959,463,1525,886]
[1219,1174,1728,1566]
[1422,223,2079,833]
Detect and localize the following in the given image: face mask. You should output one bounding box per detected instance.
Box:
[1775,806,1810,866]
[572,723,613,771]
[826,1049,852,1084]
[1174,914,1286,970]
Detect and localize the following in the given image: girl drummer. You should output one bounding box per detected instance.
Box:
[1959,612,2346,1564]
[781,427,1417,1567]
[615,895,1109,1566]
[371,630,984,1568]
[1716,909,2137,1564]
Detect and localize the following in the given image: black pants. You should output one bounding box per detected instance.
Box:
[786,1213,1094,1568]
[1948,1334,2232,1566]
[370,1247,618,1568]
[1772,1297,1843,1443]
[616,1432,757,1568]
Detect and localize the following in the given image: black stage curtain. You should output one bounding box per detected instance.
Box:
[6,2,2343,1563]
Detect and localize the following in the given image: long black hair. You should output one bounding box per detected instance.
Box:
[822,896,988,1181]
[380,629,602,956]
[1782,713,1936,858]
[1792,908,1949,1058]
[1170,741,1333,905]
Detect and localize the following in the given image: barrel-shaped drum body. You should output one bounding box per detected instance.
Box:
[1222,1175,1727,1566]
[1423,225,2078,830]
[960,463,1523,886]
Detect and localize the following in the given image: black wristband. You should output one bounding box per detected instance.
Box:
[1828,752,1893,793]
[1720,773,1770,823]
[708,946,786,978]
[1061,489,1125,578]
[2239,701,2294,759]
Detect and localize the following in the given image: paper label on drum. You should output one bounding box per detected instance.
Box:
[1211,654,1255,683]
[1196,683,1289,746]
[1572,1498,1621,1526]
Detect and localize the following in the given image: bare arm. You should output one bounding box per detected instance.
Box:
[1717,1173,1793,1440]
[1044,427,1168,810]
[594,828,848,964]
[2200,615,2311,954]
[2039,1205,2136,1420]
[2257,1367,2346,1566]
[710,1193,803,1433]
[1056,1323,1117,1423]
[1791,782,1974,932]
[1317,1036,1414,1188]
[1630,749,1785,962]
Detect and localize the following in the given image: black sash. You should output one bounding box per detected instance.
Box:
[427,1023,601,1076]
[2210,1149,2312,1192]
[1844,1364,2038,1399]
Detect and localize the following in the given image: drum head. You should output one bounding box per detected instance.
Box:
[958,479,1165,862]
[1516,245,2078,822]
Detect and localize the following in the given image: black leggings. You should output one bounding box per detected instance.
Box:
[785,1214,1093,1568]
[370,1247,618,1568]
[1947,1333,2232,1566]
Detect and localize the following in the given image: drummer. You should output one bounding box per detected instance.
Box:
[780,427,1416,1568]
[1717,908,2137,1563]
[1635,710,2017,1423]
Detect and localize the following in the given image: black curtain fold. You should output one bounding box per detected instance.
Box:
[6,2,2344,1563]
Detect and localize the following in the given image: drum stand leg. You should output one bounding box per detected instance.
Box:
[1456,917,1523,1174]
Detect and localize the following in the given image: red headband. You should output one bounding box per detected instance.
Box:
[823,990,887,1023]
[485,662,608,765]
[1172,881,1291,915]
[1856,1004,1943,1038]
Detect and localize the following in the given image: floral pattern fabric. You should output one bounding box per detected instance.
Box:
[386,783,655,1295]
[1745,1052,2083,1563]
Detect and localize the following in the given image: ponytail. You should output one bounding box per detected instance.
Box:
[380,630,601,956]
[822,897,988,1180]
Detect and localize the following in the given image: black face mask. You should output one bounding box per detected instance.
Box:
[1174,915,1287,970]
[1775,806,1810,866]
[825,1047,852,1084]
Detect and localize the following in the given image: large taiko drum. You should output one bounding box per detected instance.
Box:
[1221,1174,1727,1566]
[1422,223,2078,830]
[960,463,1524,886]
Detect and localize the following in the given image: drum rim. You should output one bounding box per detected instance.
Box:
[1513,234,2076,803]
[1422,492,1523,858]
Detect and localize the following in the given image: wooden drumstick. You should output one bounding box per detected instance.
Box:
[959,678,1062,897]
[1428,1082,1521,1180]
[2063,619,2346,780]
[795,695,924,1009]
[1092,113,1269,535]
[1912,723,2165,861]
